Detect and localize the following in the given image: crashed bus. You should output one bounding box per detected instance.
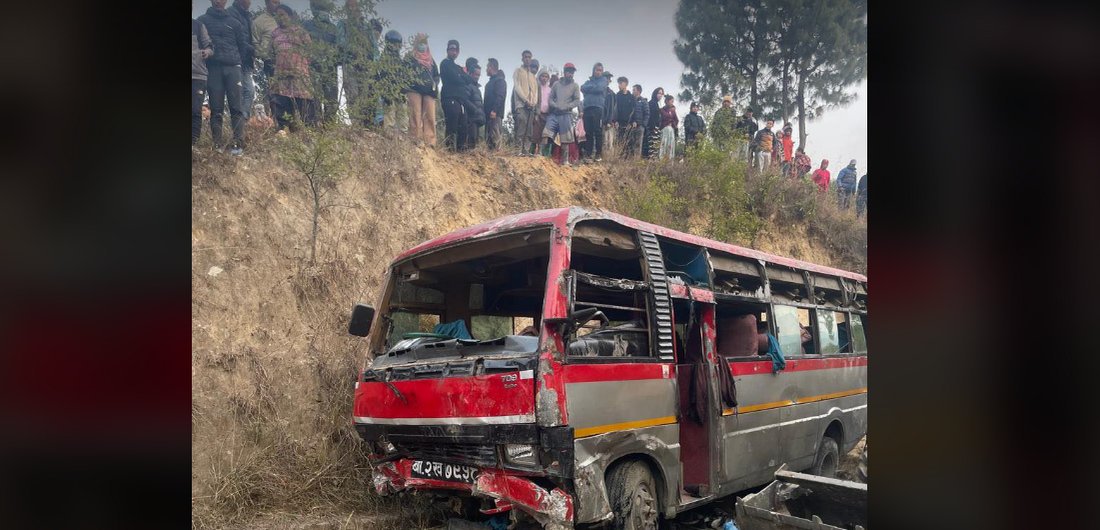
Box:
[348,207,867,529]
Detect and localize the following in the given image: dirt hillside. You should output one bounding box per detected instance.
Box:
[191,130,863,528]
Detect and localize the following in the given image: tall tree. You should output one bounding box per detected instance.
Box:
[674,0,867,149]
[674,0,774,112]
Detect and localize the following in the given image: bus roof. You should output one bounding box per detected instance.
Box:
[395,207,866,283]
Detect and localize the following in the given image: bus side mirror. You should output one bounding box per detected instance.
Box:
[348,303,375,337]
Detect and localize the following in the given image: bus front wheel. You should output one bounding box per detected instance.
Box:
[606,460,660,530]
[810,436,839,478]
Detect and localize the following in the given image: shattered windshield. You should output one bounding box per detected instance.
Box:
[368,228,552,361]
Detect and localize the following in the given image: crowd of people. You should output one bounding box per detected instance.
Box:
[192,0,866,216]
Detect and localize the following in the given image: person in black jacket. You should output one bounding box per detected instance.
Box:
[440,39,474,151]
[227,0,257,119]
[483,58,507,151]
[627,84,649,159]
[684,102,706,151]
[198,0,250,154]
[192,12,213,146]
[856,173,868,218]
[463,59,485,150]
[642,87,664,159]
[610,77,634,157]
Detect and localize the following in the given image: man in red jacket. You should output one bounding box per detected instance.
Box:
[811,159,831,192]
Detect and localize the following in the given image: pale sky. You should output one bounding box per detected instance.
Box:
[194,0,867,176]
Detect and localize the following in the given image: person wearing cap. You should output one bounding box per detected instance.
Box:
[836,159,858,210]
[404,33,439,145]
[483,58,507,151]
[463,58,485,150]
[710,95,737,152]
[440,39,475,151]
[526,59,544,153]
[542,62,583,166]
[735,107,758,161]
[684,102,706,152]
[302,0,340,122]
[378,29,407,132]
[512,50,539,155]
[579,63,610,162]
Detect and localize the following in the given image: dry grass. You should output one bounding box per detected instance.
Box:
[191,127,865,528]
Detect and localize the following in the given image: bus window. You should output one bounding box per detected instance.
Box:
[471,315,513,340]
[773,305,815,357]
[851,313,867,353]
[816,311,842,355]
[388,311,442,346]
[834,311,852,353]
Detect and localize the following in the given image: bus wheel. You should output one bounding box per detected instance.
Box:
[810,436,839,478]
[607,460,660,530]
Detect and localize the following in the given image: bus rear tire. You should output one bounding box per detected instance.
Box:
[810,436,839,478]
[606,460,660,530]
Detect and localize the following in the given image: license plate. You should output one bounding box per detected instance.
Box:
[409,460,479,484]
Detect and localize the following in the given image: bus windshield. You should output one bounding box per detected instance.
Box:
[367,228,552,365]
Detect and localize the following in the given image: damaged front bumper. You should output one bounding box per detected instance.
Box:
[373,458,575,528]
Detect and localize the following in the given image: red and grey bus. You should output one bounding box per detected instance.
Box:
[348,207,867,529]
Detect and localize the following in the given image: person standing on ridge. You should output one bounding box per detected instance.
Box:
[198,0,250,155]
[735,107,758,161]
[793,146,812,179]
[780,122,795,175]
[483,58,507,151]
[463,59,485,150]
[534,68,552,157]
[658,95,678,161]
[404,33,439,145]
[836,159,859,210]
[812,159,831,193]
[512,50,538,155]
[251,0,280,116]
[226,0,257,119]
[268,4,318,130]
[302,0,339,122]
[610,76,634,158]
[684,102,706,152]
[710,95,736,152]
[192,7,214,146]
[541,62,583,166]
[752,119,775,171]
[440,39,474,151]
[579,63,609,162]
[628,84,649,159]
[856,173,868,218]
[643,87,664,159]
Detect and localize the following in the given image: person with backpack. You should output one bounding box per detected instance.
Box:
[836,159,859,210]
[483,58,507,151]
[198,0,251,155]
[192,12,214,146]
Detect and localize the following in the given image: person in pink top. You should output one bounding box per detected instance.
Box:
[811,159,831,192]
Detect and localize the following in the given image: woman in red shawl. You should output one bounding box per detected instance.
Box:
[404,34,440,145]
[268,5,317,131]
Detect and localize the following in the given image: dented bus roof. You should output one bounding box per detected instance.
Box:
[395,207,866,284]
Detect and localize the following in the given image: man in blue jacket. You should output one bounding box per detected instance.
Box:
[579,63,610,162]
[483,58,507,151]
[836,159,859,210]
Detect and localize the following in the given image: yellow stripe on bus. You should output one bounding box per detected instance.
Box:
[722,387,867,416]
[574,416,678,439]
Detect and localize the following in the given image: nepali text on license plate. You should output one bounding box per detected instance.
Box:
[410,460,479,484]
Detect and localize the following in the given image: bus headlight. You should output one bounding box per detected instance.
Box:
[503,444,537,466]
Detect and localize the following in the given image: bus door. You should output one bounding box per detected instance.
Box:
[673,298,717,497]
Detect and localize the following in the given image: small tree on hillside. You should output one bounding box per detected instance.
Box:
[280,126,350,263]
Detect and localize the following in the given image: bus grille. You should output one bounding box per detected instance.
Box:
[395,441,498,467]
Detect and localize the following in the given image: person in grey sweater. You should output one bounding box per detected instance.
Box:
[541,62,583,165]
